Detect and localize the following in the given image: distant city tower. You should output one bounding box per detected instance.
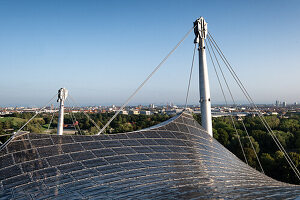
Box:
[282,101,287,107]
[275,100,279,107]
[57,88,68,135]
[194,17,213,137]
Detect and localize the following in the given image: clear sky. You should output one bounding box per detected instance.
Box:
[0,0,299,107]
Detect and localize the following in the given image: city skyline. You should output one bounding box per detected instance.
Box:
[1,0,300,106]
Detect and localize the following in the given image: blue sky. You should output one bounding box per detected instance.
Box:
[0,0,299,107]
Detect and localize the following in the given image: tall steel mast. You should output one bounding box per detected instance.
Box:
[194,17,213,137]
[57,88,68,135]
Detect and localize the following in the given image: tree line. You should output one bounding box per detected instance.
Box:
[194,113,300,184]
[1,111,300,184]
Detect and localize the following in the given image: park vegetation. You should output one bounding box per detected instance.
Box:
[1,111,300,184]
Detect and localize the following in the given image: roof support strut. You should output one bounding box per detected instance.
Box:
[57,88,68,135]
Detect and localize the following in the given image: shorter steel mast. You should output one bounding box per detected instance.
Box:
[57,88,68,135]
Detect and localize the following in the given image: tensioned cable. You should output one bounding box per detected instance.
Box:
[66,98,83,135]
[0,133,14,137]
[47,108,56,133]
[71,111,82,135]
[65,99,78,133]
[0,93,58,152]
[208,31,300,179]
[97,26,195,135]
[70,110,78,134]
[240,118,265,173]
[207,36,264,173]
[35,119,45,133]
[68,94,102,132]
[184,43,197,109]
[206,42,248,165]
[207,32,300,180]
[208,32,300,179]
[14,93,58,136]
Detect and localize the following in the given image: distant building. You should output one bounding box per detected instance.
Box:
[140,110,151,115]
[268,112,278,115]
[275,100,279,107]
[283,101,287,107]
[120,110,128,115]
[129,110,140,115]
[166,109,183,115]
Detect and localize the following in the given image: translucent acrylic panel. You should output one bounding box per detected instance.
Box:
[29,133,50,140]
[126,154,150,161]
[63,179,95,192]
[13,149,39,163]
[32,167,59,180]
[104,155,129,164]
[175,123,190,134]
[100,140,123,148]
[31,138,53,148]
[127,132,145,139]
[70,151,96,161]
[142,131,161,138]
[7,140,31,153]
[119,139,141,147]
[96,174,122,184]
[80,141,104,150]
[164,123,180,132]
[112,147,136,155]
[61,143,84,153]
[96,164,122,174]
[154,139,172,145]
[43,174,74,187]
[109,134,128,139]
[0,154,14,168]
[137,139,158,146]
[171,131,188,140]
[92,148,117,157]
[119,162,145,170]
[0,165,22,180]
[57,162,85,173]
[38,145,64,157]
[73,135,94,142]
[156,131,176,138]
[3,174,32,190]
[167,139,187,146]
[182,116,196,126]
[93,134,111,140]
[132,146,154,153]
[51,135,74,144]
[78,185,114,198]
[146,153,169,159]
[82,158,108,168]
[70,169,99,180]
[21,159,49,172]
[46,154,73,166]
[150,146,172,153]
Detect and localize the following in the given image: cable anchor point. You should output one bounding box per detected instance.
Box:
[194,17,208,44]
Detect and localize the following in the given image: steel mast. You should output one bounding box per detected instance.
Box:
[194,17,213,137]
[57,88,68,135]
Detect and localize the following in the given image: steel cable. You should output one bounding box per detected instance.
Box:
[184,43,197,109]
[207,36,264,172]
[97,26,196,135]
[208,31,300,180]
[206,42,249,165]
[0,92,58,152]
